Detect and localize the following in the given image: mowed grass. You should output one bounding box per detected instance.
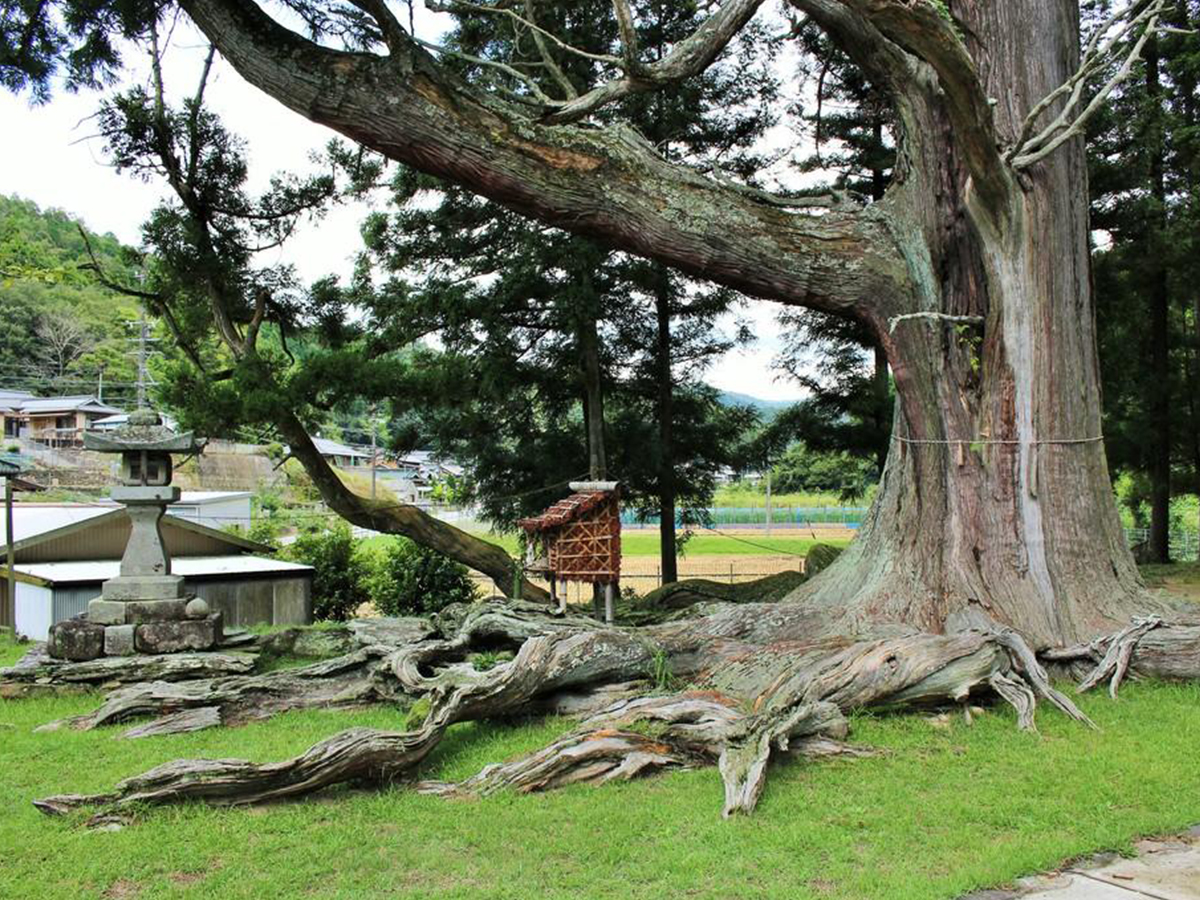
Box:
[2,628,1200,900]
[437,530,855,559]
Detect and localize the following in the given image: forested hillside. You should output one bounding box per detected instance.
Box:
[0,194,141,405]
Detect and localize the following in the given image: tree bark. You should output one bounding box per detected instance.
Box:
[171,0,1162,648]
[783,0,1158,648]
[654,265,679,584]
[577,310,607,482]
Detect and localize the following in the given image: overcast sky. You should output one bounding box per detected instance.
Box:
[0,9,809,402]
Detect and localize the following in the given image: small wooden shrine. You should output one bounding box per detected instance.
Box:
[519,481,620,621]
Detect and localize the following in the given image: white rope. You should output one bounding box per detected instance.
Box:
[892,434,1103,446]
[887,312,984,334]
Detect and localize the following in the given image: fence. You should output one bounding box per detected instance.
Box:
[621,506,868,528]
[476,555,806,603]
[1124,528,1200,562]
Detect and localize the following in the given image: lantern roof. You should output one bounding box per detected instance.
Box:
[82,408,205,455]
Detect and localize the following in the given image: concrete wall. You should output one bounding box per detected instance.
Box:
[190,576,311,628]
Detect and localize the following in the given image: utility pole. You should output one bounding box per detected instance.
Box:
[124,308,158,412]
[136,311,149,410]
[97,365,105,403]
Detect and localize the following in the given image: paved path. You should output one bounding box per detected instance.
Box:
[967,830,1200,900]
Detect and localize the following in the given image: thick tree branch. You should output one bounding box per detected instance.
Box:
[177,0,909,320]
[273,413,547,601]
[834,0,1012,217]
[347,0,408,55]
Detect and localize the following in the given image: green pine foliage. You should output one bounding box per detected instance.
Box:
[1089,0,1200,533]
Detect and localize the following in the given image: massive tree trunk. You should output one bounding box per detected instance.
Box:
[169,0,1166,648]
[783,0,1156,648]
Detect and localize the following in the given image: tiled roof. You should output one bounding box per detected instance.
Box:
[519,488,617,532]
[17,395,123,415]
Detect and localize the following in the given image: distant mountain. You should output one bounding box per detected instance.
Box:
[716,390,796,420]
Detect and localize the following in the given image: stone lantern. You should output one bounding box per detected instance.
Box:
[48,409,221,660]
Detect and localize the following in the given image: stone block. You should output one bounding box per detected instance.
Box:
[103,624,136,656]
[134,614,223,654]
[48,618,105,661]
[102,575,186,601]
[88,598,127,625]
[110,485,180,503]
[125,599,189,624]
[273,578,312,625]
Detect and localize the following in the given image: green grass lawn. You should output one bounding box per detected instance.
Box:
[364,531,856,560]
[3,627,1200,899]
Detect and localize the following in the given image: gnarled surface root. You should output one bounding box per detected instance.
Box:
[36,649,388,738]
[1044,615,1200,698]
[0,647,258,697]
[34,614,1101,821]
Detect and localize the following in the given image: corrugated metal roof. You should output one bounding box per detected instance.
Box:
[13,554,313,584]
[1,506,113,543]
[310,436,369,458]
[178,491,252,503]
[3,501,265,551]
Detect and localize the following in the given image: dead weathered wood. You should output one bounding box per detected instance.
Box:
[122,706,223,739]
[33,611,1115,821]
[38,648,388,737]
[0,645,258,697]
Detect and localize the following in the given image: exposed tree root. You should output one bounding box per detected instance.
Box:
[36,649,389,738]
[0,646,258,697]
[1040,614,1200,697]
[33,605,1110,822]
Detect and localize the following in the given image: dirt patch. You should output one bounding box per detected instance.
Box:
[1161,580,1200,603]
[103,879,142,899]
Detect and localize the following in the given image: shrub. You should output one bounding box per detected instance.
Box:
[370,537,478,616]
[283,521,371,621]
[246,517,282,549]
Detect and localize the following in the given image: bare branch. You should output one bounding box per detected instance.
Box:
[412,34,562,106]
[76,225,209,374]
[523,0,577,99]
[544,0,766,124]
[427,0,620,64]
[186,45,216,186]
[611,0,641,74]
[1009,0,1169,169]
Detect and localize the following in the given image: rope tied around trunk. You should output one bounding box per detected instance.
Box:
[892,434,1104,446]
